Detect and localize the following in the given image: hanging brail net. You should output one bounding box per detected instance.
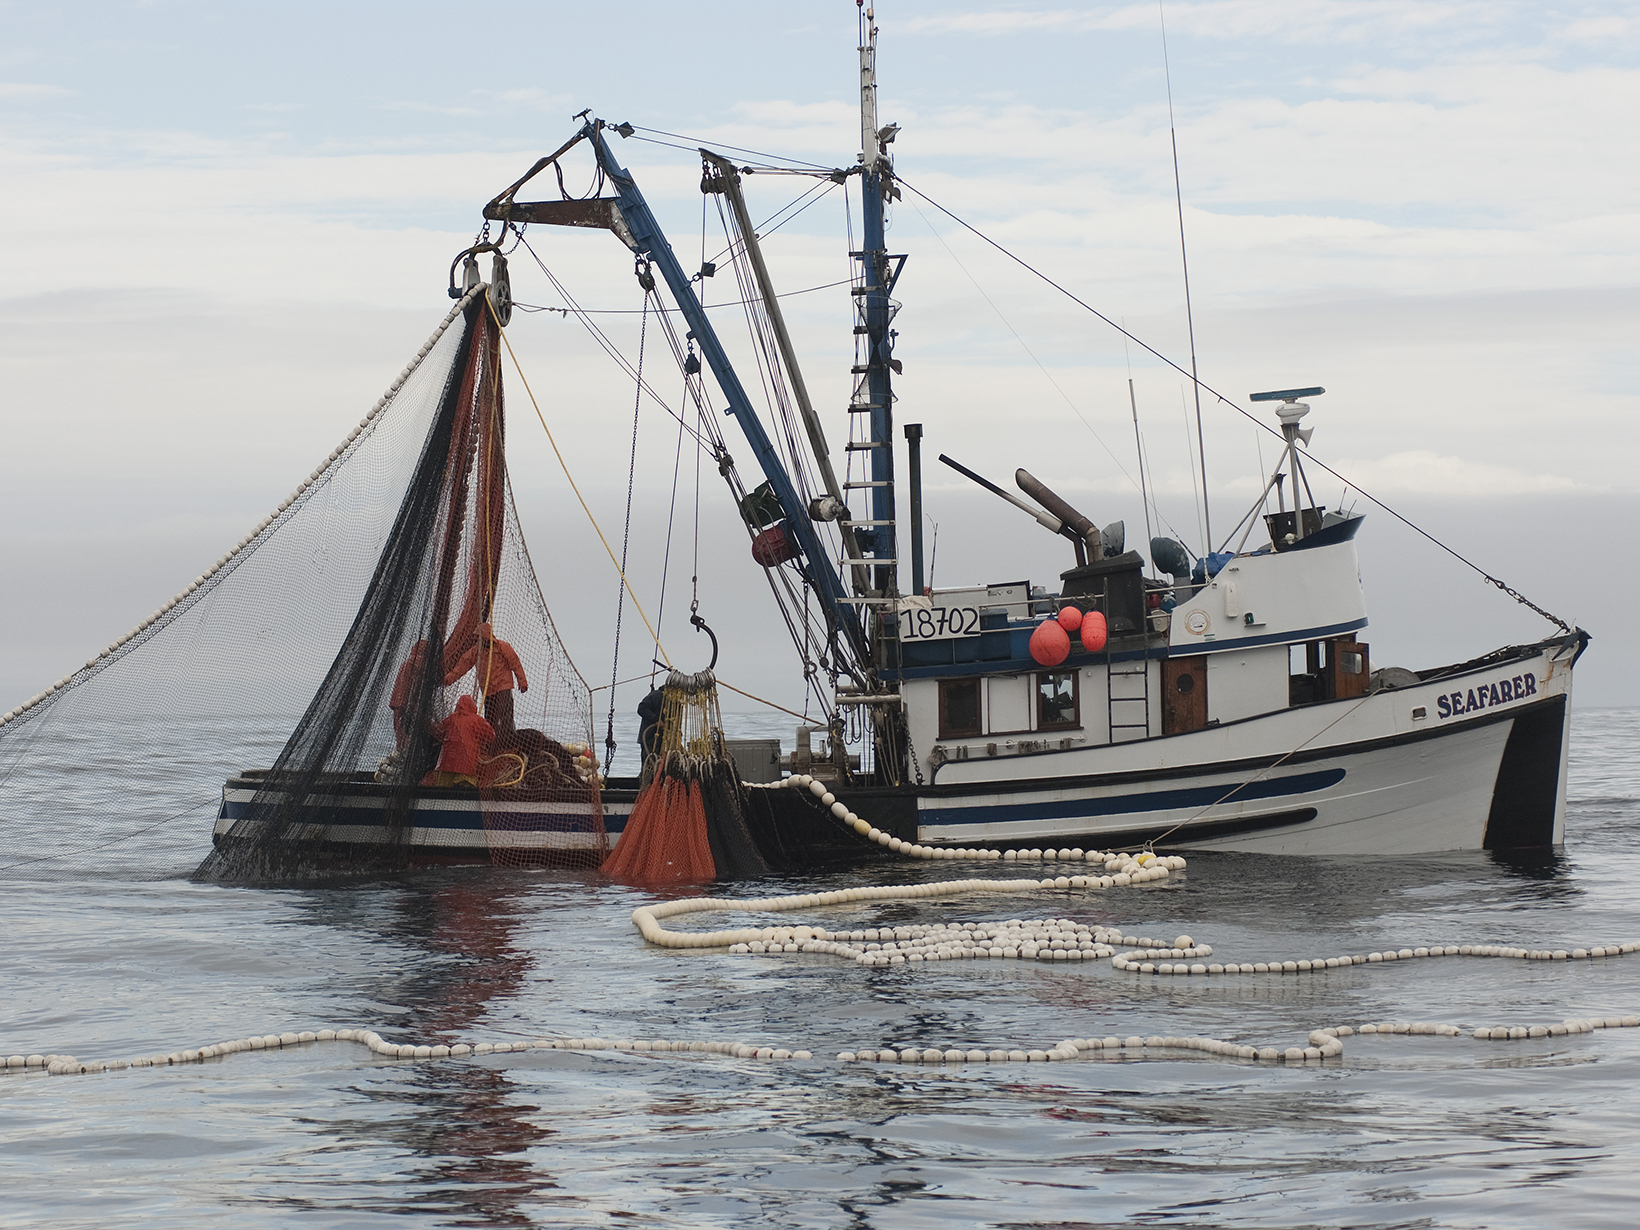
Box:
[0,288,604,882]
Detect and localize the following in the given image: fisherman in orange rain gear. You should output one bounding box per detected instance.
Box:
[428,695,494,788]
[444,622,528,739]
[389,640,428,749]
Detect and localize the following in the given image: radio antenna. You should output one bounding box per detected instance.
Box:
[1160,2,1210,549]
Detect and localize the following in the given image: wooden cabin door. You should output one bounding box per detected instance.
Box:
[1329,639,1370,700]
[1162,656,1208,734]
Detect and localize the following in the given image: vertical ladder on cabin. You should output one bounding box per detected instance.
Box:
[1106,652,1151,743]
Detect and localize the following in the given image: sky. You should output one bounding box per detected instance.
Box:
[2,0,1636,716]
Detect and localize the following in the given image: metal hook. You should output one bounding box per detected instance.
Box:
[689,612,719,672]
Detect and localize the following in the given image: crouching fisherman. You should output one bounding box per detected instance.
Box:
[424,695,495,788]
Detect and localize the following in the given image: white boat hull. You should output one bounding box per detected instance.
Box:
[913,637,1578,855]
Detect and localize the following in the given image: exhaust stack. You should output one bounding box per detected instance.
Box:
[1015,469,1104,565]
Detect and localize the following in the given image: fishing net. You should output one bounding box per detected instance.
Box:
[601,669,768,884]
[0,288,602,882]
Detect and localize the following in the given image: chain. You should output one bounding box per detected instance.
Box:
[1485,575,1572,635]
[903,719,925,787]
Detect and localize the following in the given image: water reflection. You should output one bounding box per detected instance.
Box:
[283,870,561,1225]
[1487,845,1568,881]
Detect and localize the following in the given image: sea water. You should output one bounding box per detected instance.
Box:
[2,709,1637,1228]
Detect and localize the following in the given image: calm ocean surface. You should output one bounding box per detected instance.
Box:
[3,708,1638,1228]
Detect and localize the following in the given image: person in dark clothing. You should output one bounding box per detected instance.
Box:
[636,686,666,765]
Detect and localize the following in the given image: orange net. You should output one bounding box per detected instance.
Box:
[600,758,714,884]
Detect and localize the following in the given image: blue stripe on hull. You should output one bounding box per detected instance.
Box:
[219,796,630,836]
[920,767,1346,827]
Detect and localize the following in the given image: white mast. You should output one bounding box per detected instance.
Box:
[859,5,880,173]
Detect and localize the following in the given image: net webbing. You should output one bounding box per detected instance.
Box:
[0,292,601,881]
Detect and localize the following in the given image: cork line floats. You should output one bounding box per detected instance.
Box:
[8,1012,1639,1078]
[9,776,1639,1075]
[779,772,1185,875]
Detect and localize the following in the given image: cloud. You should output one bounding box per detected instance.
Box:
[901,2,1502,45]
[1326,450,1583,496]
[0,82,71,99]
[375,86,572,119]
[1559,15,1631,44]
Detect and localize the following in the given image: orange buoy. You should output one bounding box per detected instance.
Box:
[1079,609,1108,653]
[1029,618,1071,666]
[1057,605,1083,632]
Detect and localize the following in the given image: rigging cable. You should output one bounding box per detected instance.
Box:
[894,176,1574,634]
[491,307,672,668]
[603,282,651,764]
[651,357,692,687]
[513,232,710,449]
[625,124,832,170]
[905,196,1196,553]
[510,277,851,316]
[701,179,840,275]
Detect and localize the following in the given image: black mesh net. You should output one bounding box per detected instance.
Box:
[0,290,603,882]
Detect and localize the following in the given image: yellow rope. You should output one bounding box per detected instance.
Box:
[491,305,672,669]
[589,671,659,695]
[715,680,811,723]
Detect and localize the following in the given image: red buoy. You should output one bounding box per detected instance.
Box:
[1057,605,1083,632]
[1029,618,1071,666]
[1079,609,1108,653]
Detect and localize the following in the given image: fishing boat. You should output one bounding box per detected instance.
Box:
[191,9,1587,868]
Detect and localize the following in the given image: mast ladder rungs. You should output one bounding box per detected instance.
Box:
[844,480,892,488]
[847,404,886,413]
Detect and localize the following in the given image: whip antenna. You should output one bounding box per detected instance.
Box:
[1160,2,1210,548]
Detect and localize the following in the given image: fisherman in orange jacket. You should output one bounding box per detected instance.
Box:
[389,640,428,749]
[429,694,494,788]
[444,622,528,738]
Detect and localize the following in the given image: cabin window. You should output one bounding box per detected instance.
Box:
[1035,671,1080,730]
[938,678,982,739]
